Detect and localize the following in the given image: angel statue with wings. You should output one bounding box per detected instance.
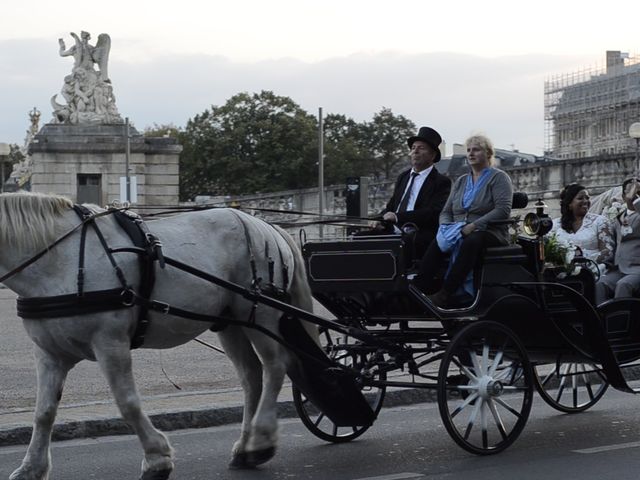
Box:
[52,31,123,125]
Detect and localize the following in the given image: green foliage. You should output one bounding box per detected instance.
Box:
[322,114,370,185]
[177,94,418,200]
[364,107,416,180]
[8,144,25,164]
[544,233,575,273]
[179,91,318,200]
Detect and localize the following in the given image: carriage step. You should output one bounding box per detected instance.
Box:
[611,341,640,352]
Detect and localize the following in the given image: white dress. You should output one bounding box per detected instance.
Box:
[550,212,615,269]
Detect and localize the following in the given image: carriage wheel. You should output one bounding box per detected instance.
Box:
[437,321,533,455]
[292,327,386,443]
[534,361,608,413]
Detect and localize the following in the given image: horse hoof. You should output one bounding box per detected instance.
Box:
[139,468,172,480]
[245,446,276,467]
[228,451,254,470]
[228,447,275,469]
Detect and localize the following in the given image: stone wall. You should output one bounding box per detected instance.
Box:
[29,124,181,207]
[199,151,639,236]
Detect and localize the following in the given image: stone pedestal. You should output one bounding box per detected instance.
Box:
[29,124,181,207]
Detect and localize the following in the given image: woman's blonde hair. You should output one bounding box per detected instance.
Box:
[465,134,495,166]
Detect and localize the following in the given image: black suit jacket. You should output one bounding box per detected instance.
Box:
[382,167,452,250]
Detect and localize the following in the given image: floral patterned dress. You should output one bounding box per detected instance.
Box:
[550,212,615,272]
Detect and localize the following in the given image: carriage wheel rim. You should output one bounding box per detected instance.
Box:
[293,328,387,443]
[533,361,608,413]
[437,321,533,455]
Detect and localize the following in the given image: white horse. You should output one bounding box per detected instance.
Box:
[1,192,316,480]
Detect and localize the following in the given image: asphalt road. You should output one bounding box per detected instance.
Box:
[0,288,335,412]
[3,388,640,480]
[0,288,241,412]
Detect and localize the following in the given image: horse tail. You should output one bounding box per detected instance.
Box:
[271,225,319,346]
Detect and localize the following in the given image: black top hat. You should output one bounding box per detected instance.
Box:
[407,126,442,162]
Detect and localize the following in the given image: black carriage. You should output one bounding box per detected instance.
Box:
[293,194,640,455]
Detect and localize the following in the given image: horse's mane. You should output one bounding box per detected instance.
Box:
[0,192,75,252]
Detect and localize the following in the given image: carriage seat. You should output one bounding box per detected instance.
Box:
[477,192,529,265]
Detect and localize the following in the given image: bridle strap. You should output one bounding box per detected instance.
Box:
[0,208,116,285]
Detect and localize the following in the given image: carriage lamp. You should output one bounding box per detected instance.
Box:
[523,199,552,237]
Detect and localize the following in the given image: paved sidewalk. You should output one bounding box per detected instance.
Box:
[0,383,436,447]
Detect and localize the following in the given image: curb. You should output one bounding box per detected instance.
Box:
[0,388,437,447]
[5,366,637,448]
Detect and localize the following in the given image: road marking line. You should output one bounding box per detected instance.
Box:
[574,441,640,454]
[352,473,424,480]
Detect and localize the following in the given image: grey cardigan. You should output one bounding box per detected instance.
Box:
[612,210,640,275]
[439,168,513,245]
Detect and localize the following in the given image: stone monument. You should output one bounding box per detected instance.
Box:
[3,107,40,191]
[51,31,122,125]
[29,31,181,207]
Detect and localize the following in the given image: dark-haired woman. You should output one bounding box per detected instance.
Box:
[549,183,614,275]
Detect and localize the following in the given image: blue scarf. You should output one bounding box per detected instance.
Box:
[462,168,492,211]
[436,222,474,296]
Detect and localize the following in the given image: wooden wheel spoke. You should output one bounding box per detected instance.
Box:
[313,412,326,427]
[451,393,479,419]
[493,397,522,419]
[463,399,482,440]
[487,399,508,440]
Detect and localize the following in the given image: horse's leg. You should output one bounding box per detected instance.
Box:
[217,326,265,469]
[93,343,174,480]
[241,323,289,467]
[10,347,73,480]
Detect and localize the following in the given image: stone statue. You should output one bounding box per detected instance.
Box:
[51,31,123,125]
[5,108,40,191]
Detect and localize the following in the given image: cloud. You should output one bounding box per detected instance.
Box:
[0,39,592,155]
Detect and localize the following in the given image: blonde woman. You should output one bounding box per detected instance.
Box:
[418,134,513,308]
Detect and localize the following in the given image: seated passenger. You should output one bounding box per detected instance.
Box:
[601,177,640,299]
[549,183,614,276]
[417,133,513,308]
[363,126,451,258]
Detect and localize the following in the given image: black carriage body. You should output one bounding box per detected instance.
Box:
[297,205,640,453]
[303,236,406,292]
[303,234,640,373]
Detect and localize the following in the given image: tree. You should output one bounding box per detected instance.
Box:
[8,144,25,165]
[361,108,416,180]
[321,114,370,185]
[179,91,318,200]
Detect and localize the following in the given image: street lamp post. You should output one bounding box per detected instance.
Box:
[318,107,324,239]
[629,122,640,175]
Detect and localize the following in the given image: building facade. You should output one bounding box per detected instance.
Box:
[545,50,640,159]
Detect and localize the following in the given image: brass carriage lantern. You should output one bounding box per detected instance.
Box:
[523,198,553,265]
[523,199,552,237]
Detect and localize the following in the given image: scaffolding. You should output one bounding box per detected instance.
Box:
[544,51,640,158]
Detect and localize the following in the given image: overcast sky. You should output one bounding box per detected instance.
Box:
[1,0,638,155]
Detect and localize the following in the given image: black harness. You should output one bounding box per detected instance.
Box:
[16,205,166,348]
[15,206,290,349]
